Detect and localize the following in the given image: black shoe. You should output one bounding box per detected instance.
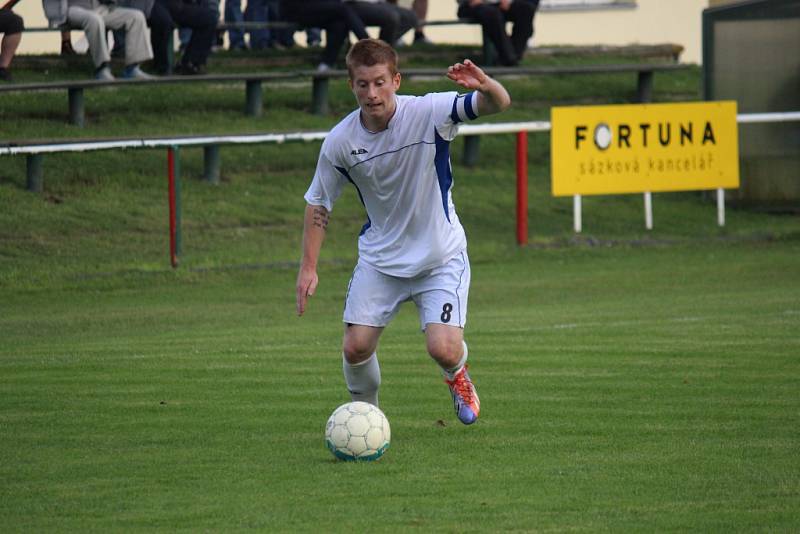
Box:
[174,61,205,75]
[0,68,12,82]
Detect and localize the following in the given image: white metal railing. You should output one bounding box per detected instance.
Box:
[1,111,797,257]
[3,112,797,156]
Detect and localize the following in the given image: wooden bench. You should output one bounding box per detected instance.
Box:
[0,63,689,127]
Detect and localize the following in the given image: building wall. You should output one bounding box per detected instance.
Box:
[13,0,709,64]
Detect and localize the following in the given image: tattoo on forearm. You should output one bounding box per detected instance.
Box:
[312,207,329,229]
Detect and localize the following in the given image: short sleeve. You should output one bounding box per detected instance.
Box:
[429,90,481,142]
[303,139,346,212]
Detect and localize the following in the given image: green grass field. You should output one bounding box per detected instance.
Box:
[1,47,799,531]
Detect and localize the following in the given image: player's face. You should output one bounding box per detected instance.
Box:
[349,63,402,129]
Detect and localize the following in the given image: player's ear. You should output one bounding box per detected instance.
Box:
[393,72,401,90]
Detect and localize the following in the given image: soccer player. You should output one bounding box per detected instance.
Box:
[295,38,510,425]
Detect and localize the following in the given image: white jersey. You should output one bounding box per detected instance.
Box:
[304,90,480,277]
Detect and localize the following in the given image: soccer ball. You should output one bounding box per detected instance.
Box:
[325,401,391,462]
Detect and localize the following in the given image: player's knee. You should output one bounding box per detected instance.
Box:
[342,339,374,364]
[426,336,463,367]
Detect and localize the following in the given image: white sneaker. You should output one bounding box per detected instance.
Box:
[123,65,155,80]
[316,62,331,73]
[94,66,115,81]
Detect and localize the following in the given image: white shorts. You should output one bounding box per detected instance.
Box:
[343,250,471,330]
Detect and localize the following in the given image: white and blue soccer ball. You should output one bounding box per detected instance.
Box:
[325,401,390,462]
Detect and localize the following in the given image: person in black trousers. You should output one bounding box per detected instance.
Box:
[118,0,216,74]
[457,0,539,67]
[279,0,369,70]
[344,0,416,46]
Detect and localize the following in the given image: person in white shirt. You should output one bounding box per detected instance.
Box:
[296,38,510,425]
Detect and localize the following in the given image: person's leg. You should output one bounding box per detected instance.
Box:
[342,324,384,406]
[67,5,111,68]
[148,0,175,74]
[411,0,430,43]
[224,0,245,48]
[0,32,21,70]
[394,5,417,43]
[458,3,517,66]
[284,3,360,67]
[414,251,478,424]
[248,0,270,49]
[506,0,534,61]
[341,261,408,407]
[349,2,399,44]
[172,2,217,68]
[0,10,23,77]
[104,7,153,67]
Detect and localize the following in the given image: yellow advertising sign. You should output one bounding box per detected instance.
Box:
[551,101,739,197]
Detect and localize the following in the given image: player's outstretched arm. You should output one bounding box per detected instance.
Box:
[296,204,329,316]
[446,59,511,116]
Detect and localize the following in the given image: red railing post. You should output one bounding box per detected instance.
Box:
[516,131,528,245]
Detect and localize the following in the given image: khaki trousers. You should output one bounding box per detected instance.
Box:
[67,1,153,67]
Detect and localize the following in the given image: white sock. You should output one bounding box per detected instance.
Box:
[442,341,469,381]
[343,352,381,407]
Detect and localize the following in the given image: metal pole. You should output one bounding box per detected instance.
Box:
[462,135,480,167]
[644,191,653,230]
[573,194,582,234]
[203,145,220,184]
[312,77,329,116]
[26,154,44,192]
[245,80,263,117]
[717,188,725,227]
[516,131,528,245]
[68,88,85,127]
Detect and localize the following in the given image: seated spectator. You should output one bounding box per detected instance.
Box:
[279,0,369,71]
[456,0,539,66]
[117,0,215,74]
[42,0,155,79]
[0,8,23,82]
[343,0,416,46]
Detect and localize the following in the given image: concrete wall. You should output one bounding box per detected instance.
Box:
[13,0,709,64]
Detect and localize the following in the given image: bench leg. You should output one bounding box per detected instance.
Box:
[68,87,85,127]
[26,154,44,193]
[312,77,329,116]
[637,71,654,103]
[462,135,480,167]
[204,145,220,184]
[246,80,263,117]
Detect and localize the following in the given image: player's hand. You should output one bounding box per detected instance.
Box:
[296,267,318,316]
[447,59,489,92]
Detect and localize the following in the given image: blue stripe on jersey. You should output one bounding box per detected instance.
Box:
[451,92,480,124]
[464,91,478,120]
[335,165,372,236]
[450,96,462,124]
[433,129,452,223]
